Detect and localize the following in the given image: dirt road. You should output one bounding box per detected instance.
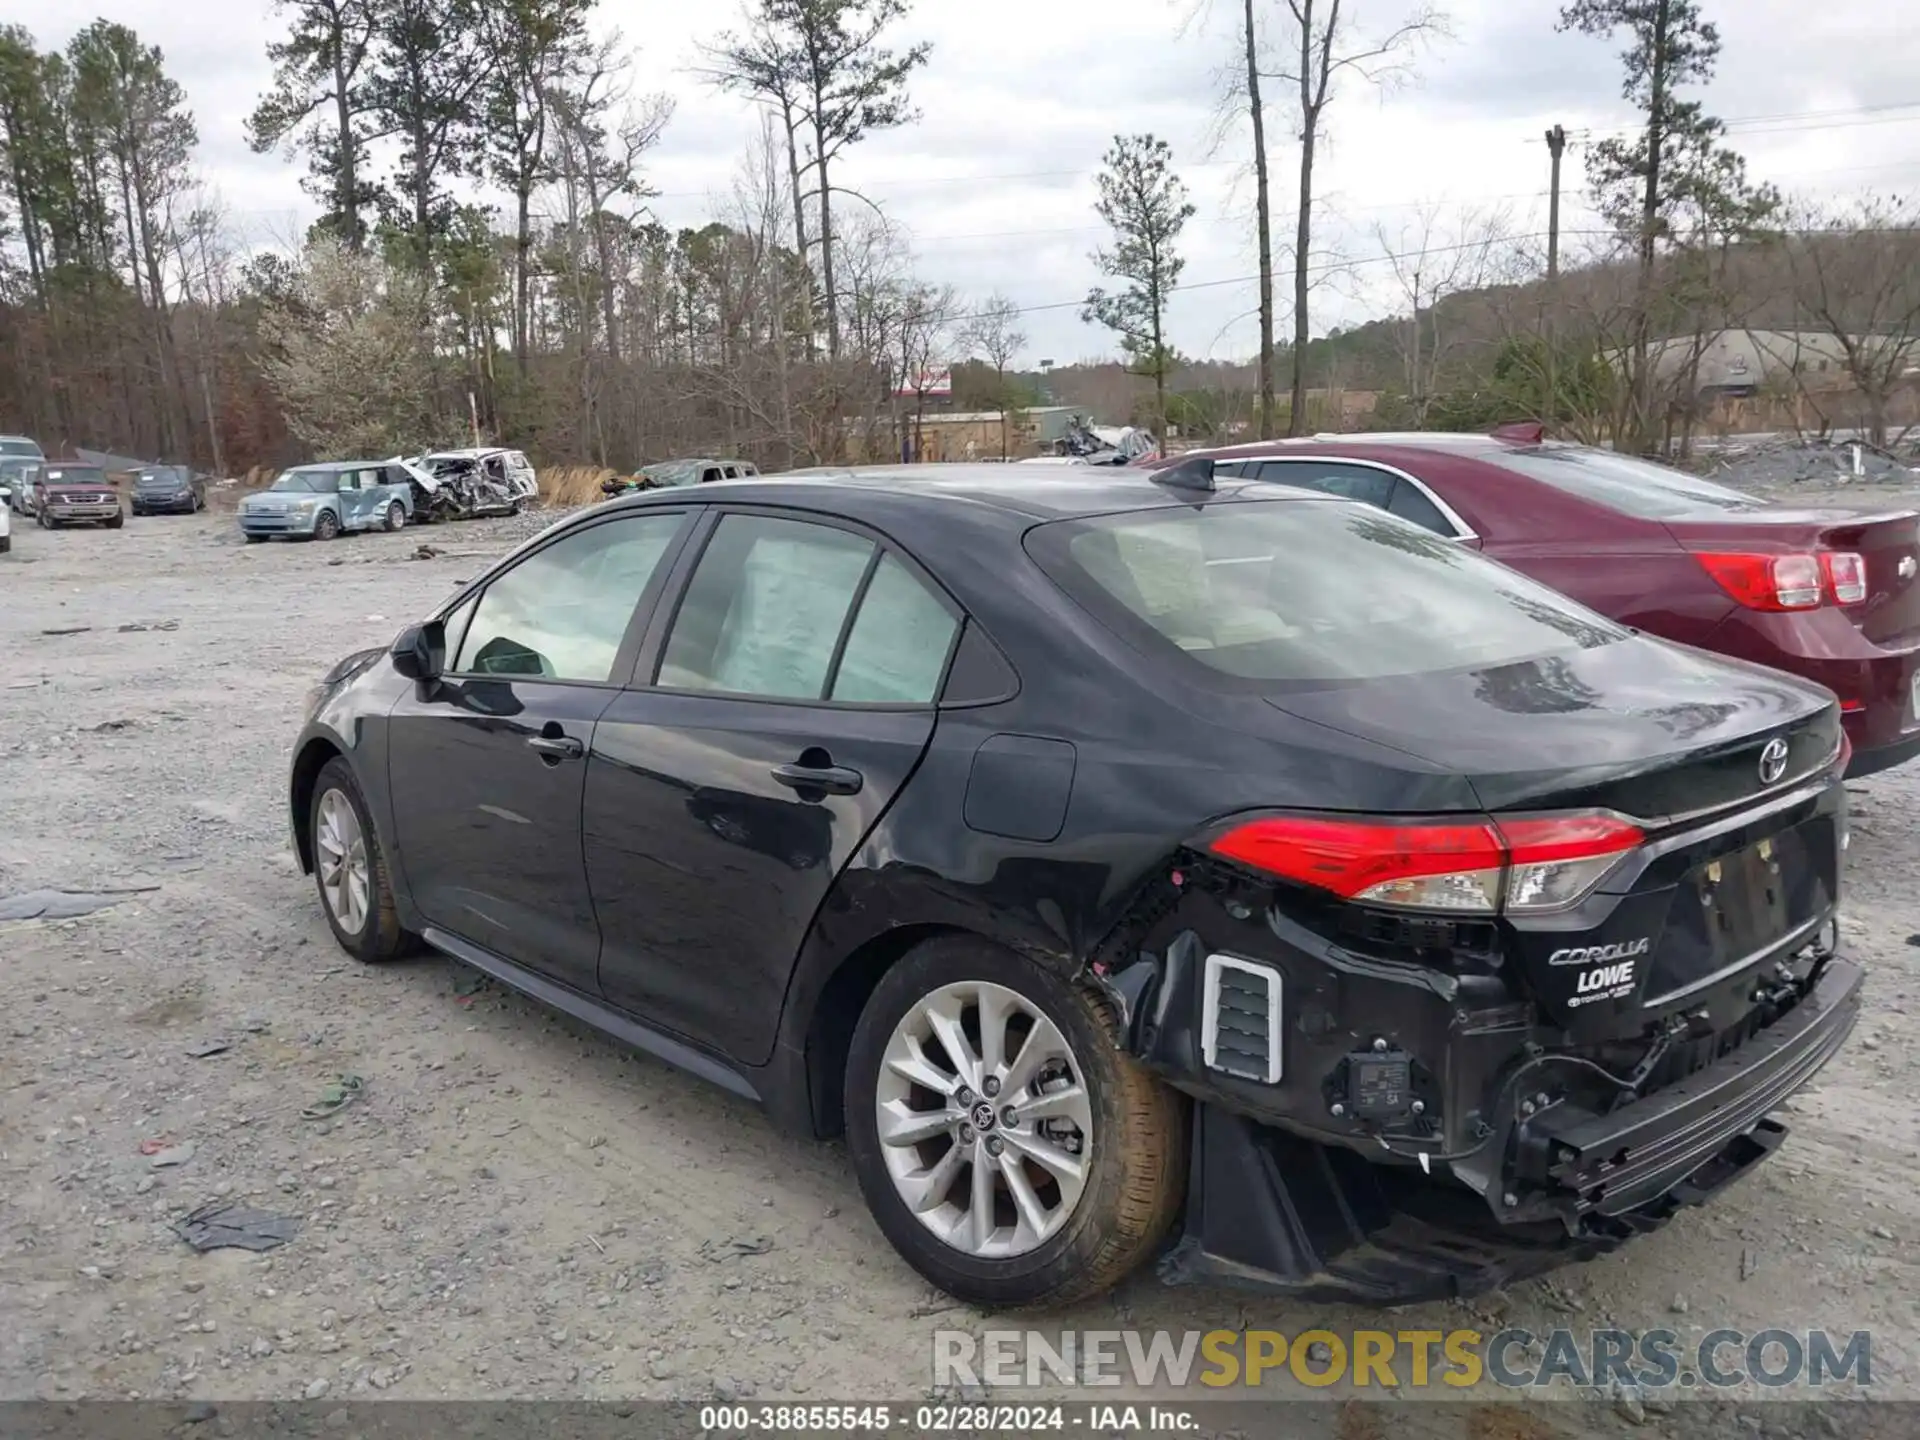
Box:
[1,501,1914,1429]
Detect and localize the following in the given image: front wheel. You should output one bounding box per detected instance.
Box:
[37,510,54,529]
[106,513,124,529]
[384,500,405,532]
[312,508,340,541]
[844,937,1187,1309]
[310,757,417,962]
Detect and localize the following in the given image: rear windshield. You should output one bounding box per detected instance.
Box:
[1028,499,1626,684]
[1480,445,1763,518]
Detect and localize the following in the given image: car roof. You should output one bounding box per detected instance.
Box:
[1191,431,1538,466]
[423,447,512,460]
[601,462,1329,523]
[297,459,389,470]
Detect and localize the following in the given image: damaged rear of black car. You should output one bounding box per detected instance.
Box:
[1026,495,1861,1304]
[290,471,1860,1311]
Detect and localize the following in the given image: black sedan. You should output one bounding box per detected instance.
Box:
[130,466,206,515]
[289,461,1860,1307]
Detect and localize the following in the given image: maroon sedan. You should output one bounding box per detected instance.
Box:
[1166,426,1920,776]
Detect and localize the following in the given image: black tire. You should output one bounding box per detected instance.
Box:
[244,533,267,544]
[844,936,1187,1309]
[313,508,340,541]
[37,509,54,529]
[309,756,419,963]
[0,536,9,553]
[106,512,124,529]
[384,500,405,532]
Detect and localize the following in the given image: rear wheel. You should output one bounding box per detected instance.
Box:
[844,936,1186,1309]
[310,757,417,963]
[384,500,405,531]
[313,508,340,541]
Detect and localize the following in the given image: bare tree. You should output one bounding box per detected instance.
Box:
[1268,0,1445,435]
[1371,201,1519,420]
[1766,195,1920,447]
[957,291,1026,457]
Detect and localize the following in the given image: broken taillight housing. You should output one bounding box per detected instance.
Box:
[1694,550,1867,610]
[1206,811,1643,916]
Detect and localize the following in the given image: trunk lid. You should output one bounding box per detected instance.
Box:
[1265,634,1844,1038]
[1263,632,1836,816]
[1667,505,1920,647]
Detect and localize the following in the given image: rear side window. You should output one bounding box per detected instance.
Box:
[1029,500,1625,684]
[830,554,959,703]
[1256,461,1393,509]
[1386,479,1455,534]
[1481,445,1761,518]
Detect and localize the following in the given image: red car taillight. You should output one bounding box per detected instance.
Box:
[1694,551,1867,610]
[1206,811,1643,916]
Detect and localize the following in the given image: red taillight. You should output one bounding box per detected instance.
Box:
[1823,551,1868,605]
[1694,550,1867,610]
[1206,811,1642,915]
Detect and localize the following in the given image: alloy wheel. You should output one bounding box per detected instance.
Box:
[874,980,1094,1258]
[315,788,371,936]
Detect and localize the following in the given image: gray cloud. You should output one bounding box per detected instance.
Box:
[10,0,1920,364]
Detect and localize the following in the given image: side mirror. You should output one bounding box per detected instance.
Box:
[390,619,447,682]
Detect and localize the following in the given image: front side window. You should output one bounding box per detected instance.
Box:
[1030,499,1626,685]
[659,515,876,698]
[1481,445,1762,519]
[453,512,685,682]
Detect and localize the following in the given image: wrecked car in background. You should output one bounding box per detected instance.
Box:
[402,448,538,520]
[600,457,760,497]
[1032,416,1159,466]
[35,463,123,529]
[240,461,414,542]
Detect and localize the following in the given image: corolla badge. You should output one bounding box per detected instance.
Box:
[1548,937,1650,966]
[1758,736,1791,785]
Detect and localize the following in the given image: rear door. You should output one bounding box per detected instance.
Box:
[585,508,961,1063]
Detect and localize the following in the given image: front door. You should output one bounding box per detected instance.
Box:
[586,510,961,1064]
[386,509,692,993]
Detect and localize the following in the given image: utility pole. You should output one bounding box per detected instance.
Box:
[1544,124,1567,429]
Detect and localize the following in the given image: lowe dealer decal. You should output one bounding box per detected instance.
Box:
[1549,936,1649,1008]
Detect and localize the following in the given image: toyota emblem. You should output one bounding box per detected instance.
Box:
[1758,736,1790,785]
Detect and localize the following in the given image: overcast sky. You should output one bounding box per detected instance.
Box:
[14,0,1918,366]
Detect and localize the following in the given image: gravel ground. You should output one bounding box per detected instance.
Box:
[1,498,1917,1430]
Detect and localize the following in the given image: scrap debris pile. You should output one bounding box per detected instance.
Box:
[1706,435,1920,488]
